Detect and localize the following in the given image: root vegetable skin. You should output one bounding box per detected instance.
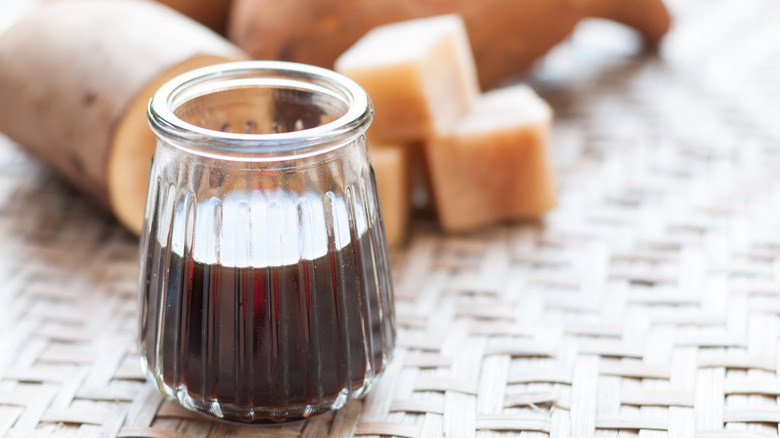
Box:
[0,0,245,234]
[228,0,670,88]
[154,0,232,34]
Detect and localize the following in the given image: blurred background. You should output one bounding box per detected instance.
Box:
[3,0,780,436]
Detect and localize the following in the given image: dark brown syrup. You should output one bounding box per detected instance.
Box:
[140,207,395,423]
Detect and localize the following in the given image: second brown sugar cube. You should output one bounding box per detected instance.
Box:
[426,85,556,232]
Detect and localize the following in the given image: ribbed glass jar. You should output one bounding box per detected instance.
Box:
[139,61,396,424]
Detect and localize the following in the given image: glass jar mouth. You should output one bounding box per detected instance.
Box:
[147,61,373,161]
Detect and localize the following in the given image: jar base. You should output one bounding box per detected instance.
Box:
[145,366,379,424]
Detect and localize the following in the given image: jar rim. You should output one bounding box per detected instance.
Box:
[147,61,373,161]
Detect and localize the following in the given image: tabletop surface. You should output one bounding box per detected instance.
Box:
[3,0,780,436]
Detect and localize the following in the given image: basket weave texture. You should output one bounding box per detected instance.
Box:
[3,0,780,436]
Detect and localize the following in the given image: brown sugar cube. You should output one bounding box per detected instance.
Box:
[335,14,479,143]
[368,143,410,247]
[426,84,556,232]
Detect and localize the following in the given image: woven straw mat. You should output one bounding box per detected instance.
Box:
[3,0,780,436]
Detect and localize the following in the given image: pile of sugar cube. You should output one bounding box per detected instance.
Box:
[335,15,555,246]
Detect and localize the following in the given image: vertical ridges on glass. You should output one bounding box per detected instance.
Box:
[139,173,161,374]
[178,191,196,392]
[367,166,396,363]
[361,170,388,368]
[233,199,253,409]
[266,199,290,410]
[154,183,178,387]
[164,189,189,390]
[199,199,222,401]
[323,190,352,394]
[344,183,373,385]
[296,197,322,405]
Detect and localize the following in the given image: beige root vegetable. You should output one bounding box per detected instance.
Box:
[0,0,246,235]
[228,0,670,88]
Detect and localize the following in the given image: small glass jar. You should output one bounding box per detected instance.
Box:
[139,61,396,423]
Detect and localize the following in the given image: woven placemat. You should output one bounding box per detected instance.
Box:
[3,0,780,436]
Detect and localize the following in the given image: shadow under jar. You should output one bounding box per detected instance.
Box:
[139,61,396,424]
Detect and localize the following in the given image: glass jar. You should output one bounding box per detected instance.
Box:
[139,61,396,423]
